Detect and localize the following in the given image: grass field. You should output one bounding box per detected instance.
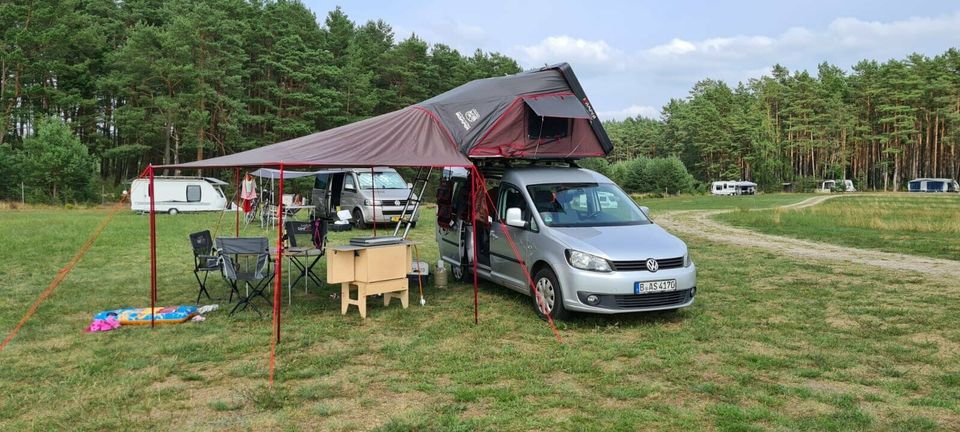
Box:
[1,199,959,430]
[716,194,960,260]
[637,193,817,212]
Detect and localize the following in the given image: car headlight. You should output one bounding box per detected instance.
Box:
[566,250,612,272]
[684,252,692,267]
[364,199,381,206]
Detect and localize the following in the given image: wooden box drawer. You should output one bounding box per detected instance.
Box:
[355,244,407,282]
[326,248,356,284]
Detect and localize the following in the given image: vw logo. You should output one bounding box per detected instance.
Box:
[394,200,400,206]
[645,258,659,272]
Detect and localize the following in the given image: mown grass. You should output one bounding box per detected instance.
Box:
[637,193,817,213]
[1,203,958,430]
[716,194,960,260]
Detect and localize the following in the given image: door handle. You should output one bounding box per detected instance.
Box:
[490,232,499,239]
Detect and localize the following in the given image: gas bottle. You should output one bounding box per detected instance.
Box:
[435,260,448,289]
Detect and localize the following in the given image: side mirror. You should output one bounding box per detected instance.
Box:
[406,182,413,189]
[344,183,355,191]
[505,207,527,228]
[639,206,651,217]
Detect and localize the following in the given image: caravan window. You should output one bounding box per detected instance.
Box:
[714,184,721,191]
[186,185,201,202]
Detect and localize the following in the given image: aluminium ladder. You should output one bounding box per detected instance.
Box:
[393,167,433,239]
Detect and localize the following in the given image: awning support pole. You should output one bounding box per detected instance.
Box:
[470,167,479,325]
[269,163,285,385]
[371,167,377,236]
[148,164,157,328]
[234,168,240,236]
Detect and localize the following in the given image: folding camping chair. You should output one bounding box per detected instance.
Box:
[189,230,220,304]
[284,220,326,302]
[216,237,274,317]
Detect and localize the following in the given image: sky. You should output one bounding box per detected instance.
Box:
[302,1,960,121]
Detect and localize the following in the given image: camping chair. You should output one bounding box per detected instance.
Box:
[216,237,274,317]
[189,230,220,304]
[285,220,326,301]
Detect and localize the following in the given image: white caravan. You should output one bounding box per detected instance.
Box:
[130,177,229,215]
[908,178,959,193]
[710,181,757,196]
[817,179,856,193]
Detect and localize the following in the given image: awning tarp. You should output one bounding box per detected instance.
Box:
[156,63,611,170]
[522,94,591,118]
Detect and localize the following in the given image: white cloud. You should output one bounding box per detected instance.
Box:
[648,38,696,56]
[515,36,622,71]
[597,105,659,121]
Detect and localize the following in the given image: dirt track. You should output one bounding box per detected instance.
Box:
[656,195,960,280]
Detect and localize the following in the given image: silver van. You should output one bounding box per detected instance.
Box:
[437,166,696,319]
[312,167,419,228]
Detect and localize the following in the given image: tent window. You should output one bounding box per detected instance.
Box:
[186,185,201,202]
[527,108,569,140]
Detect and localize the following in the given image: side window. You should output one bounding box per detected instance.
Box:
[186,185,201,202]
[498,184,536,231]
[344,174,357,191]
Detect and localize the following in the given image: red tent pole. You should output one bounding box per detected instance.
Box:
[148,165,157,329]
[234,168,240,236]
[269,163,285,385]
[470,168,479,325]
[370,167,376,236]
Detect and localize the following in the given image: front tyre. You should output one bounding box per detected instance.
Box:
[353,209,366,229]
[168,208,179,215]
[532,267,570,321]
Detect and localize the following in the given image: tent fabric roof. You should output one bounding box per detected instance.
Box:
[160,107,470,169]
[156,63,610,170]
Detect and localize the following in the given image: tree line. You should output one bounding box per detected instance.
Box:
[0,1,519,202]
[603,50,960,191]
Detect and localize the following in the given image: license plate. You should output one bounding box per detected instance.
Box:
[390,216,401,222]
[634,279,677,294]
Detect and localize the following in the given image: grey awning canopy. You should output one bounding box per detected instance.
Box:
[522,94,591,119]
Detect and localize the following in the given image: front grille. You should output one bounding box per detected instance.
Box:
[611,257,684,271]
[381,210,405,216]
[613,289,691,308]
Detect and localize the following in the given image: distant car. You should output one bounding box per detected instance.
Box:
[437,165,696,320]
[311,167,419,229]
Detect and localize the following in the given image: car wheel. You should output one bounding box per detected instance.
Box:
[532,267,570,321]
[168,208,179,215]
[353,209,366,229]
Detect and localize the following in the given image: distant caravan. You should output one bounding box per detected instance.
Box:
[908,178,959,193]
[817,179,856,193]
[130,177,230,215]
[710,181,757,196]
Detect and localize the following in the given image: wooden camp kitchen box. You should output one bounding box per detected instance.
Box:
[327,241,413,318]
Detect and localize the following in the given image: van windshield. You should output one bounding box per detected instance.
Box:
[526,183,650,227]
[357,171,407,189]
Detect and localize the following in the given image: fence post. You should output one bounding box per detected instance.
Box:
[21,182,24,204]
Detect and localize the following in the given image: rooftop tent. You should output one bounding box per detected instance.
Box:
[417,63,611,159]
[157,63,611,170]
